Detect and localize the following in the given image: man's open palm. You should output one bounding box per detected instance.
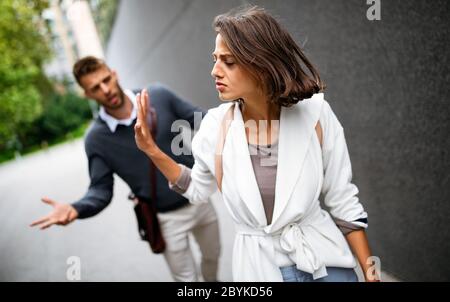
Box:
[30,197,78,230]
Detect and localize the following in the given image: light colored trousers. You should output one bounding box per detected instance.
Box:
[157,201,220,282]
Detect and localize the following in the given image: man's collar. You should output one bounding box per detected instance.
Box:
[98,89,137,133]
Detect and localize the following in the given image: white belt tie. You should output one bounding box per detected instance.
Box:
[279,221,327,280]
[235,210,328,280]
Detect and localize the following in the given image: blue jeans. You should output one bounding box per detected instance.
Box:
[280,265,359,282]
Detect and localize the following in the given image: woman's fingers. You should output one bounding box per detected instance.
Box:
[142,89,149,114]
[134,89,157,152]
[136,93,143,122]
[139,89,147,118]
[137,90,148,125]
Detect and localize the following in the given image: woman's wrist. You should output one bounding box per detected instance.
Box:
[145,145,161,158]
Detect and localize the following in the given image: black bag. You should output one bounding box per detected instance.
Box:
[133,196,165,254]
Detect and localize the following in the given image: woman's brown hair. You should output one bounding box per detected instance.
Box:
[213,5,325,107]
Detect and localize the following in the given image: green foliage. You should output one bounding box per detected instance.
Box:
[0,0,52,148]
[33,92,93,143]
[0,0,99,163]
[1,90,93,163]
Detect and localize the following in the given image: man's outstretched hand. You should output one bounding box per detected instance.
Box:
[30,197,78,230]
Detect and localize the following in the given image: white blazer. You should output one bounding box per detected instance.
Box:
[181,93,368,281]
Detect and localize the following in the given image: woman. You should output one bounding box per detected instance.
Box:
[135,6,379,282]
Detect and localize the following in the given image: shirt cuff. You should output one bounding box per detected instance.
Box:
[168,164,192,194]
[334,217,368,235]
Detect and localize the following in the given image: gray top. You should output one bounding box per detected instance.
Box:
[248,140,279,225]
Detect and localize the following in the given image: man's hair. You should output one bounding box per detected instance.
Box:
[213,5,325,107]
[73,56,109,86]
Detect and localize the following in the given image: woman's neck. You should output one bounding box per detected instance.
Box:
[241,95,280,122]
[240,95,280,145]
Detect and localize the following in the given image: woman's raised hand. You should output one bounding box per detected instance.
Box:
[133,88,181,183]
[134,89,157,154]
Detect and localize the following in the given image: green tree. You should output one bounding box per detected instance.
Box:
[0,0,51,150]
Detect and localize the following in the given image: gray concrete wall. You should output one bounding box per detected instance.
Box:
[106,0,450,281]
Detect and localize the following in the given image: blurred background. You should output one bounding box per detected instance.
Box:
[0,0,448,282]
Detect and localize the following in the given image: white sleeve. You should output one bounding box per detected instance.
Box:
[169,107,221,204]
[320,101,368,229]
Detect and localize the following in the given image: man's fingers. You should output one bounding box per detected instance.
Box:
[41,197,56,206]
[30,215,50,227]
[68,211,77,223]
[40,219,57,230]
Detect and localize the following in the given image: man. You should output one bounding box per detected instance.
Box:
[30,56,221,282]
